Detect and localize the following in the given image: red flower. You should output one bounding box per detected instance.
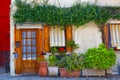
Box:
[59,47,65,52]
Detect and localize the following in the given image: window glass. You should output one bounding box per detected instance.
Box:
[32,31,36,38]
[27,39,31,45]
[27,32,31,38]
[32,46,36,52]
[32,39,36,45]
[22,46,26,53]
[22,32,26,38]
[32,53,36,60]
[27,53,31,60]
[27,46,31,52]
[22,53,26,60]
[22,39,26,45]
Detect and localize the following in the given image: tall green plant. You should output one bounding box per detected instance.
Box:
[84,43,116,70]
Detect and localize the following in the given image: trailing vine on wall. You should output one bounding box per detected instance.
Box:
[14,0,120,28]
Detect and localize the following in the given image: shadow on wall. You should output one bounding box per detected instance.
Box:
[0,51,10,73]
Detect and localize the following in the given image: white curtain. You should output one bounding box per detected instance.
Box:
[50,26,65,47]
[110,24,120,49]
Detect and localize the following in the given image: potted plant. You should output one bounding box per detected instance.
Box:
[83,43,116,76]
[66,40,79,52]
[58,53,84,77]
[58,47,66,56]
[50,47,58,55]
[37,56,48,77]
[48,55,59,76]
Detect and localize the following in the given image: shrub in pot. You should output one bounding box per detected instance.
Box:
[48,55,59,76]
[58,53,85,77]
[83,43,116,76]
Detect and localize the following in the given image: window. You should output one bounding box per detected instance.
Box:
[50,26,65,47]
[109,24,120,49]
[22,30,37,60]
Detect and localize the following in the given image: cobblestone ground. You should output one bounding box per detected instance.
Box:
[1,67,120,80]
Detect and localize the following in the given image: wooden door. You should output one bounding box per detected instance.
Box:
[20,29,38,73]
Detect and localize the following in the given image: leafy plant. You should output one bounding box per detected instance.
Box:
[37,57,48,62]
[13,0,120,26]
[66,40,79,51]
[57,56,68,68]
[58,53,85,72]
[84,43,116,70]
[14,0,120,29]
[49,55,58,66]
[50,47,58,55]
[58,47,66,56]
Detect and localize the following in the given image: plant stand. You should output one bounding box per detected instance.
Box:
[48,66,58,76]
[82,68,105,77]
[39,62,48,77]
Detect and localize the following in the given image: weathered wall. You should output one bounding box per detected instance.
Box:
[96,0,120,6]
[74,21,102,53]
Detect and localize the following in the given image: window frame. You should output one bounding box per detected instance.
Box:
[108,23,120,51]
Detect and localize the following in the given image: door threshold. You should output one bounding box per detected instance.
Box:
[21,73,38,76]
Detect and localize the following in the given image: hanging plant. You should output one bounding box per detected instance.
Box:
[14,0,120,28]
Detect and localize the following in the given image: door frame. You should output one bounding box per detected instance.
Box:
[20,29,38,74]
[14,23,44,74]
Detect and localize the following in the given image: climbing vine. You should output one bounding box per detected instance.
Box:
[14,0,120,28]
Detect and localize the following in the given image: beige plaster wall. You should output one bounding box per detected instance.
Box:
[74,21,102,53]
[96,0,120,6]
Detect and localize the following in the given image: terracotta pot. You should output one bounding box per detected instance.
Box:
[60,68,80,77]
[66,47,72,52]
[39,62,48,77]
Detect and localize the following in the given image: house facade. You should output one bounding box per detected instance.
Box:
[0,0,10,67]
[10,0,120,75]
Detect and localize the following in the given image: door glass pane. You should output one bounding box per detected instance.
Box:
[22,53,26,60]
[32,39,36,45]
[27,46,31,52]
[32,53,36,60]
[32,31,36,38]
[27,39,31,45]
[22,46,26,53]
[22,39,26,45]
[22,32,26,38]
[27,32,31,38]
[27,53,31,60]
[32,46,36,52]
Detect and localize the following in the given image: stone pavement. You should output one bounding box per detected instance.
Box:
[1,67,120,80]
